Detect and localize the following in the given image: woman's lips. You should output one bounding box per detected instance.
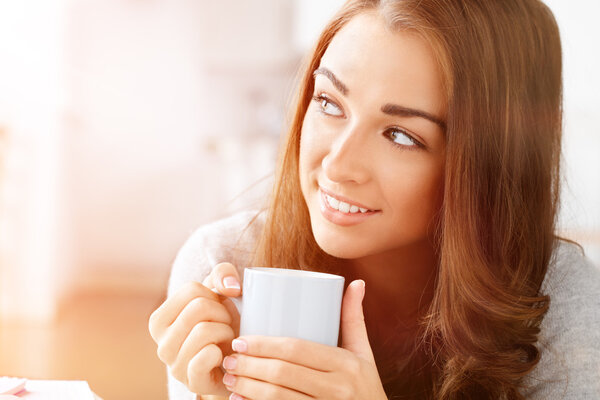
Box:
[318,188,380,226]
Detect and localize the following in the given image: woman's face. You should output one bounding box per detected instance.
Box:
[299,11,447,260]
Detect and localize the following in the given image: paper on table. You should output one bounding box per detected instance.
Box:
[0,377,26,395]
[19,380,96,400]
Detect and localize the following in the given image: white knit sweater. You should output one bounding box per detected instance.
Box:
[166,210,600,400]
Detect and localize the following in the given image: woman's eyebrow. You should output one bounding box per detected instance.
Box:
[381,104,446,130]
[313,67,349,96]
[313,67,446,130]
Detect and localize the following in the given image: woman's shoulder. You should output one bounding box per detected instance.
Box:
[167,209,266,295]
[540,239,600,337]
[188,209,265,247]
[542,239,600,304]
[523,239,600,399]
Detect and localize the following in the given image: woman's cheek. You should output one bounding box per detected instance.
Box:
[301,118,330,166]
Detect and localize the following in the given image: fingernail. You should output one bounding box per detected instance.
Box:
[230,393,244,400]
[223,276,241,290]
[223,373,236,387]
[232,338,247,353]
[222,356,237,370]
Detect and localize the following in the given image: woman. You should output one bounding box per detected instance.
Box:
[149,0,600,399]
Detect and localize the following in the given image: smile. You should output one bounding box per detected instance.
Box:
[323,193,370,214]
[318,187,380,226]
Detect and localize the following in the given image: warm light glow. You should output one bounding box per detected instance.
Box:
[0,1,598,399]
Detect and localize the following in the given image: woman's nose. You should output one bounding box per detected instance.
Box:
[321,124,370,184]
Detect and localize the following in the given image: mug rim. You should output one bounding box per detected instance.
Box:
[247,267,344,280]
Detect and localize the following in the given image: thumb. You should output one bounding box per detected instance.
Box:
[340,279,375,363]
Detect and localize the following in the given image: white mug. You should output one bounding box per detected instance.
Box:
[214,267,345,347]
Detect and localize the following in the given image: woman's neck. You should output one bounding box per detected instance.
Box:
[343,239,438,323]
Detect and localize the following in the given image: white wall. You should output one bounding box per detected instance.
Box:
[61,0,301,293]
[0,0,68,321]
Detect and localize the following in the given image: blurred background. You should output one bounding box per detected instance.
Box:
[0,0,598,399]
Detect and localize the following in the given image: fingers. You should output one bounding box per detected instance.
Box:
[149,281,220,341]
[222,353,327,397]
[187,344,230,396]
[201,262,242,298]
[156,297,233,365]
[148,262,244,397]
[170,321,236,389]
[224,371,314,400]
[233,336,349,372]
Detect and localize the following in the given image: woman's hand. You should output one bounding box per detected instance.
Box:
[221,280,388,400]
[148,262,243,397]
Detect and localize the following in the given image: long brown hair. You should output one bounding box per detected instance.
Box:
[251,0,563,398]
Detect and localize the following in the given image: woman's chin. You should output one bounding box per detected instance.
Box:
[313,232,371,260]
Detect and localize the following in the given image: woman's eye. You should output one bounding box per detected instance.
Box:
[385,128,423,149]
[312,95,343,117]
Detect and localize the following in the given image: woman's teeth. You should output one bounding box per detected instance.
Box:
[325,194,369,213]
